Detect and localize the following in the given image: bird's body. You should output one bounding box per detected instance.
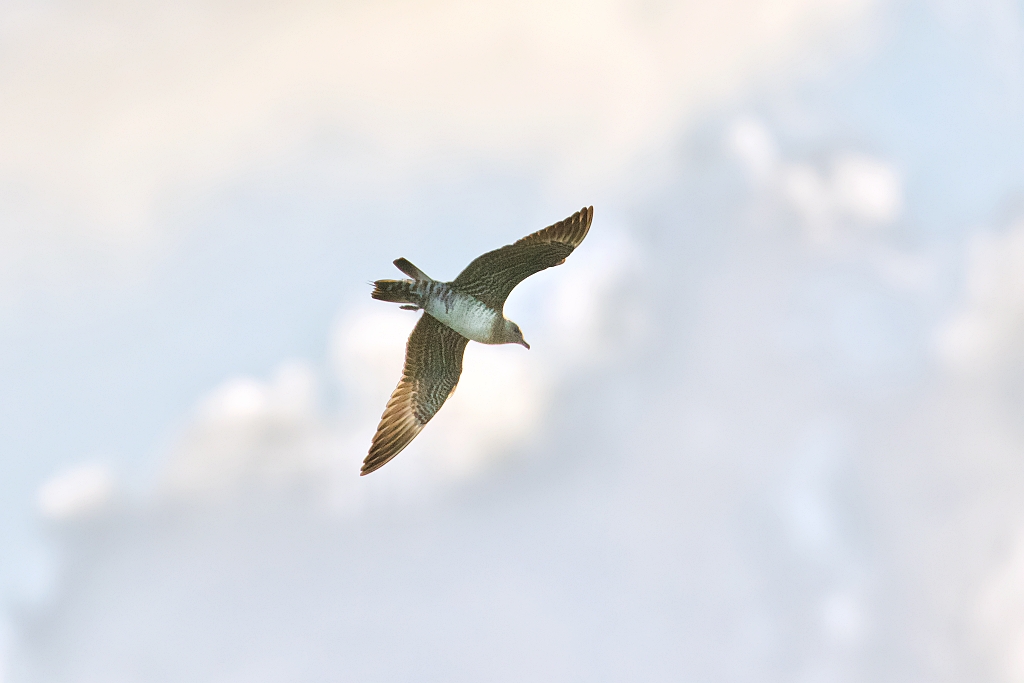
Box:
[374,278,506,345]
[422,285,502,344]
[362,206,593,475]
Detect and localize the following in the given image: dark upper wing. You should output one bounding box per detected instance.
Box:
[361,314,470,475]
[452,206,593,310]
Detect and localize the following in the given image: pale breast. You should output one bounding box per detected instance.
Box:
[423,286,499,343]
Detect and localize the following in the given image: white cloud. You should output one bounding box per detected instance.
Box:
[750,119,935,301]
[974,525,1024,682]
[935,222,1024,373]
[540,225,646,362]
[821,590,866,646]
[198,360,317,422]
[781,154,903,242]
[36,463,115,521]
[729,117,903,247]
[730,116,781,183]
[830,153,903,224]
[0,0,874,256]
[163,360,326,495]
[331,307,413,418]
[783,162,835,241]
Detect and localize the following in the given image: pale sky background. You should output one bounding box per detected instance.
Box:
[5,0,1024,681]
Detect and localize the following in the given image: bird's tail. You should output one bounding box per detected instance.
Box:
[393,258,431,280]
[372,258,434,309]
[371,278,431,308]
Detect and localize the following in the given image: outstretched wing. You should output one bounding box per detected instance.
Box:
[452,206,593,310]
[361,313,470,475]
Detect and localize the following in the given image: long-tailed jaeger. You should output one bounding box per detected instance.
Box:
[361,206,594,475]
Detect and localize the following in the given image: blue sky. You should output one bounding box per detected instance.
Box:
[4,0,1024,680]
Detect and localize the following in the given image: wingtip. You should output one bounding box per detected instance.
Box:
[580,205,594,229]
[514,205,594,250]
[360,458,384,476]
[565,205,593,247]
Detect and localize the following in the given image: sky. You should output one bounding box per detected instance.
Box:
[4,0,1024,680]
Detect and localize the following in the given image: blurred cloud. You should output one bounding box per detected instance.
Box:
[935,221,1024,373]
[0,0,872,292]
[10,1,1024,682]
[164,360,325,495]
[782,153,903,240]
[730,115,782,182]
[729,116,904,246]
[976,526,1024,682]
[36,464,115,522]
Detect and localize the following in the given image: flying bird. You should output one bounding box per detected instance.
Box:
[361,206,594,475]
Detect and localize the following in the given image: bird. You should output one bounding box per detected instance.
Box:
[361,206,594,475]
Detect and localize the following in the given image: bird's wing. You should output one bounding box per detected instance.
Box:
[451,206,593,310]
[361,313,470,475]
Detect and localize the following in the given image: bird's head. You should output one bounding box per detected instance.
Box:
[502,320,530,349]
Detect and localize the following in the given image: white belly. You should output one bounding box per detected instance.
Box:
[424,291,498,343]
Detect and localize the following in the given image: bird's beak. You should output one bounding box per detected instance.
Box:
[520,339,530,350]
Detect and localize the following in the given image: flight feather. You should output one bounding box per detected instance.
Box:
[361,314,469,475]
[452,206,593,310]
